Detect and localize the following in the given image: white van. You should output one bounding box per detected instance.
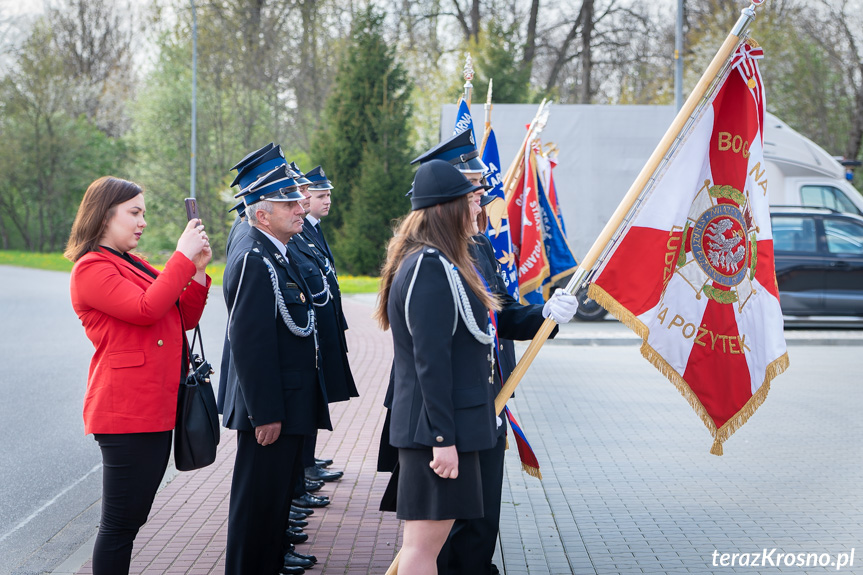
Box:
[763,113,863,215]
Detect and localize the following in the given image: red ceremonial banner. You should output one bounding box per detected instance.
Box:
[507,145,549,296]
[588,40,788,455]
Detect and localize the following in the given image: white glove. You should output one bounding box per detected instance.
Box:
[542,288,579,324]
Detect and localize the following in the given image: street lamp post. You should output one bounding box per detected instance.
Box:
[190,0,197,198]
[675,0,684,111]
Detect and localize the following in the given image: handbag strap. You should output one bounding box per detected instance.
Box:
[188,324,206,360]
[177,302,205,373]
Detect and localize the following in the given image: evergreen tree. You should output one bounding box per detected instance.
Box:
[313,7,414,275]
[471,19,533,103]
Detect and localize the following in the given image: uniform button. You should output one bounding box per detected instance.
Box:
[248,415,254,421]
[487,354,492,361]
[499,344,504,351]
[489,376,493,383]
[157,339,164,346]
[435,435,444,443]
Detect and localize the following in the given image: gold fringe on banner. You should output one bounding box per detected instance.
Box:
[522,464,543,479]
[587,284,789,455]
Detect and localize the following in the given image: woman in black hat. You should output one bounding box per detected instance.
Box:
[375,159,500,573]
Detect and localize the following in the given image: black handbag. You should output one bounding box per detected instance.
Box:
[175,325,220,471]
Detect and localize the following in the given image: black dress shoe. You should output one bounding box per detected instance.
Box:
[291,505,313,516]
[283,550,315,568]
[289,517,308,528]
[286,545,318,564]
[305,465,344,482]
[286,525,304,534]
[290,511,308,521]
[305,477,324,492]
[285,530,309,544]
[279,566,305,575]
[293,493,330,508]
[315,457,333,468]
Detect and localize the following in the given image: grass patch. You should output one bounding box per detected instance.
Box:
[339,275,379,294]
[0,250,378,293]
[0,250,74,272]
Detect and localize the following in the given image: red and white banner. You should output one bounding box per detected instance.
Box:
[588,41,788,454]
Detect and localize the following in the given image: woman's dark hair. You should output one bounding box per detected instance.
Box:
[64,176,144,262]
[375,195,498,330]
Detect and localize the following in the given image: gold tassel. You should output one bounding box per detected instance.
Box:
[710,439,723,456]
[522,463,543,480]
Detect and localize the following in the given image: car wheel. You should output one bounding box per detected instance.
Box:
[574,284,608,322]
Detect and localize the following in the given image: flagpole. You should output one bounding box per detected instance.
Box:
[501,99,548,202]
[479,79,493,155]
[494,2,763,416]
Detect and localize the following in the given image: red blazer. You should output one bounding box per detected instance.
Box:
[70,248,210,434]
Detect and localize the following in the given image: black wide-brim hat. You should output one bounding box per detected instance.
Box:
[410,159,486,211]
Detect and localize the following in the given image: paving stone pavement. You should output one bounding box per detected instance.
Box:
[61,294,862,575]
[496,343,863,574]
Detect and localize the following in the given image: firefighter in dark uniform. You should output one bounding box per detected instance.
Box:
[376,159,501,572]
[379,129,579,575]
[222,165,331,575]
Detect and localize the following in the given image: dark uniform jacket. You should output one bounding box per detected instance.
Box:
[221,226,331,434]
[218,215,251,413]
[388,246,498,453]
[287,232,358,402]
[377,235,555,470]
[471,235,557,439]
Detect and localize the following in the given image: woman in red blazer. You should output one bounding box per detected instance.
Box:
[66,176,211,575]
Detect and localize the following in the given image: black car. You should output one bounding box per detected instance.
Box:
[770,206,863,317]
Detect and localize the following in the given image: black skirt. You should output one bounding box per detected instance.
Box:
[394,447,483,521]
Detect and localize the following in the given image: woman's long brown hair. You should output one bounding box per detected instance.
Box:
[64,177,144,262]
[375,195,499,330]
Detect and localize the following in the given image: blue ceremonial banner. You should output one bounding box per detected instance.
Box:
[537,173,579,292]
[481,128,520,299]
[453,98,477,143]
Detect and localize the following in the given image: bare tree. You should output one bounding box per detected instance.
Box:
[49,0,136,136]
[808,0,863,162]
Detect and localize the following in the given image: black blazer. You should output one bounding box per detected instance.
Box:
[218,215,251,414]
[387,247,498,453]
[221,227,331,434]
[287,233,358,403]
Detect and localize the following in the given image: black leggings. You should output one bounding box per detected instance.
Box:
[92,431,172,575]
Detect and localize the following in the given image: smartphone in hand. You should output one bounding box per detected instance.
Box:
[184,198,200,221]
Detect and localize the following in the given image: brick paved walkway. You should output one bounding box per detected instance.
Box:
[74,297,402,575]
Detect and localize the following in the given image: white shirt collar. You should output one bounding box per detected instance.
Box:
[305,214,320,227]
[257,228,288,261]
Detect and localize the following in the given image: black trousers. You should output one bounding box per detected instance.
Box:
[225,430,303,575]
[303,432,317,467]
[437,433,506,575]
[92,431,172,575]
